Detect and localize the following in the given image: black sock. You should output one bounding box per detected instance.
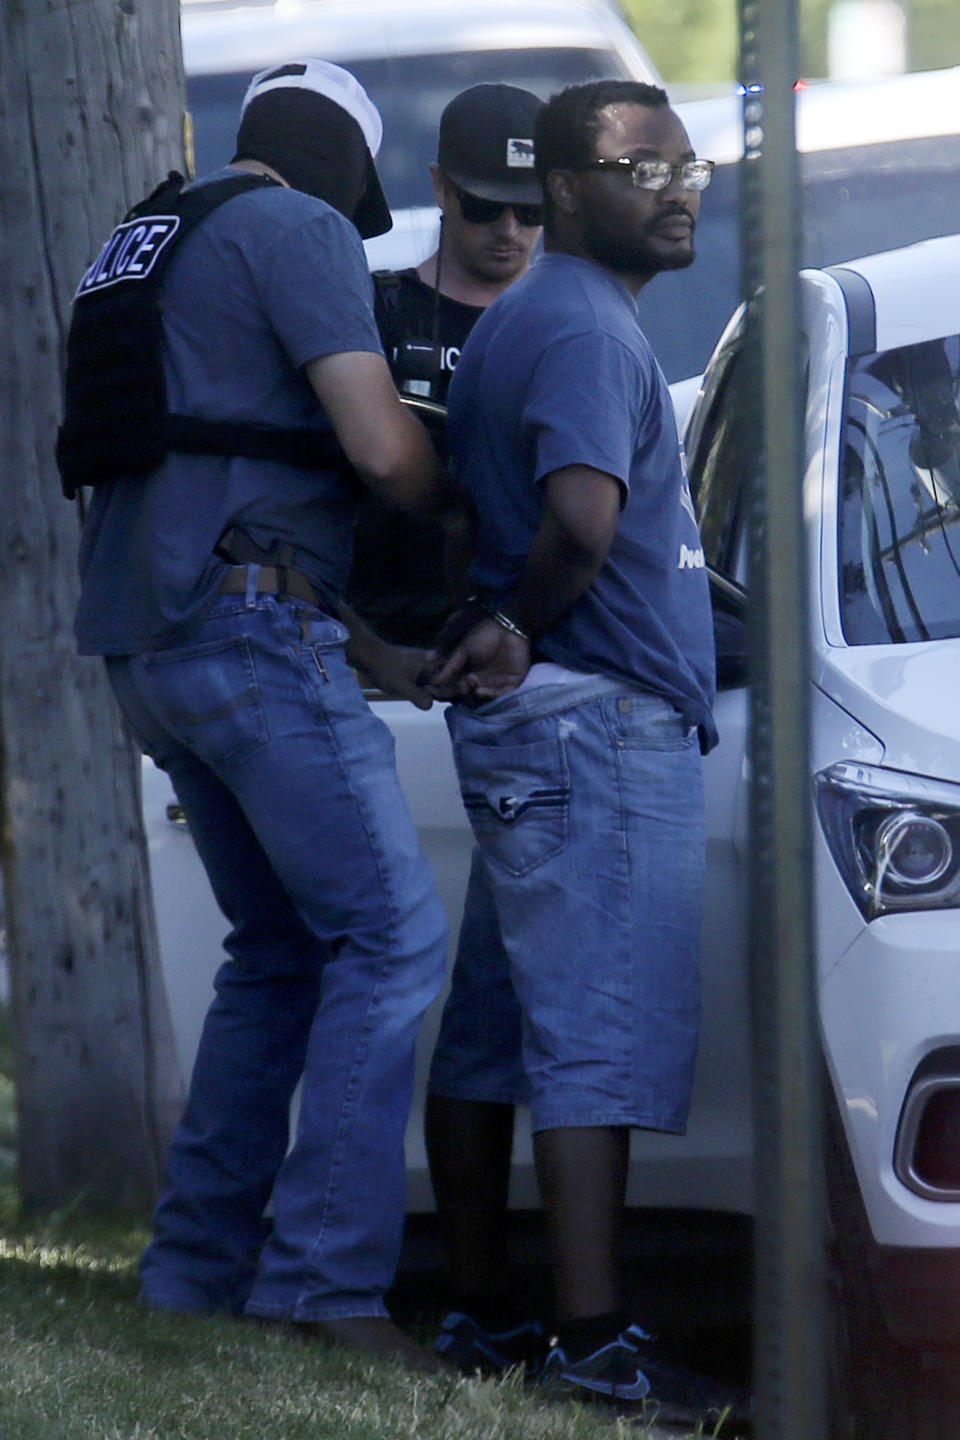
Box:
[555,1309,627,1360]
[449,1292,528,1332]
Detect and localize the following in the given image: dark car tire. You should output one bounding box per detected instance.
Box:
[825,1090,960,1440]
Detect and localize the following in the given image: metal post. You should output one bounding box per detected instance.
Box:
[736,1,829,1437]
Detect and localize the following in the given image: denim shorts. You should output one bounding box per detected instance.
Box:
[428,677,706,1134]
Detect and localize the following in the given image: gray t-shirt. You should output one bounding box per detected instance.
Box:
[75,172,382,655]
[447,252,717,746]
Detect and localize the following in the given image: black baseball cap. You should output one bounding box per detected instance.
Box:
[437,83,544,205]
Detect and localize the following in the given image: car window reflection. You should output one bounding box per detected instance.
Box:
[840,335,960,645]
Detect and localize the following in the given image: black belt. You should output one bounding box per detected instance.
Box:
[218,564,322,608]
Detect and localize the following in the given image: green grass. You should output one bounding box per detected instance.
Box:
[0,1206,732,1440]
[0,1007,732,1440]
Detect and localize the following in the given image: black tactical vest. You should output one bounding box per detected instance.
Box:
[57,170,344,498]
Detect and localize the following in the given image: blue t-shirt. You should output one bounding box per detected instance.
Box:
[447,252,717,747]
[75,173,382,655]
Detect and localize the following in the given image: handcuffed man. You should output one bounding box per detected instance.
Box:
[422,80,746,1426]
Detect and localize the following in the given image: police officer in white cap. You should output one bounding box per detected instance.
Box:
[73,59,452,1368]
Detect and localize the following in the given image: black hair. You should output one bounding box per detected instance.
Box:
[533,80,670,227]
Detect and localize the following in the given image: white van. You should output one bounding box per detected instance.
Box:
[150,0,662,1209]
[156,28,960,1216]
[145,32,960,1430]
[180,10,960,386]
[180,0,663,271]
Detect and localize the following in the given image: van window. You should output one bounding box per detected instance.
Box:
[187,48,631,210]
[639,133,960,386]
[803,136,958,270]
[839,335,960,645]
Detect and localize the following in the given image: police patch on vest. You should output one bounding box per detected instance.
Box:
[506,138,535,168]
[77,215,181,296]
[57,170,344,498]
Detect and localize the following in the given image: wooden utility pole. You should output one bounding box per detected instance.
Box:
[0,0,187,1210]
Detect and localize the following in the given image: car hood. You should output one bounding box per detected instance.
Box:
[815,639,960,785]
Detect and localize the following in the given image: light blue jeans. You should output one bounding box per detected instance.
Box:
[107,591,447,1319]
[429,678,705,1134]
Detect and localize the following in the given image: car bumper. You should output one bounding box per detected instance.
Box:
[822,906,960,1249]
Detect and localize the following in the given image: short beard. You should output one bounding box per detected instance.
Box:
[580,214,695,278]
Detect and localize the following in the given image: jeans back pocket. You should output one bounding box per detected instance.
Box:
[454,735,569,877]
[141,635,267,765]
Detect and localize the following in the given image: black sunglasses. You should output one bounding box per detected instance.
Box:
[453,184,543,228]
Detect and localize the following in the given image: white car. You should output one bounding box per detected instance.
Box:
[683,230,960,1434]
[180,0,662,272]
[145,229,960,1432]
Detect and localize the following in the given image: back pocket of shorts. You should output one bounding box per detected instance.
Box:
[454,736,569,877]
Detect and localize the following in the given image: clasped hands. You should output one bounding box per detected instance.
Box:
[417,599,531,704]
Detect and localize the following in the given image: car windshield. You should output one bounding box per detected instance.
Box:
[839,335,960,644]
[188,48,631,209]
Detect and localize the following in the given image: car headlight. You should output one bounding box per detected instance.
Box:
[815,762,960,919]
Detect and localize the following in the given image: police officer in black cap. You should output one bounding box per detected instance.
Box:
[347,84,544,645]
[373,82,545,403]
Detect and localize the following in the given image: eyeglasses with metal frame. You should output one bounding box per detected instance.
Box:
[577,157,715,192]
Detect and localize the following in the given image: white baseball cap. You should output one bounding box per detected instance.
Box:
[241,59,383,157]
[237,59,391,238]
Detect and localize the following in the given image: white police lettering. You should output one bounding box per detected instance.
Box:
[678,543,706,570]
[77,215,180,296]
[506,137,535,168]
[442,345,461,372]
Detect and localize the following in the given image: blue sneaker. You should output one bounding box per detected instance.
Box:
[539,1323,751,1430]
[434,1310,548,1377]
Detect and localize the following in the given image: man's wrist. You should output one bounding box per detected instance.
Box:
[483,605,532,644]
